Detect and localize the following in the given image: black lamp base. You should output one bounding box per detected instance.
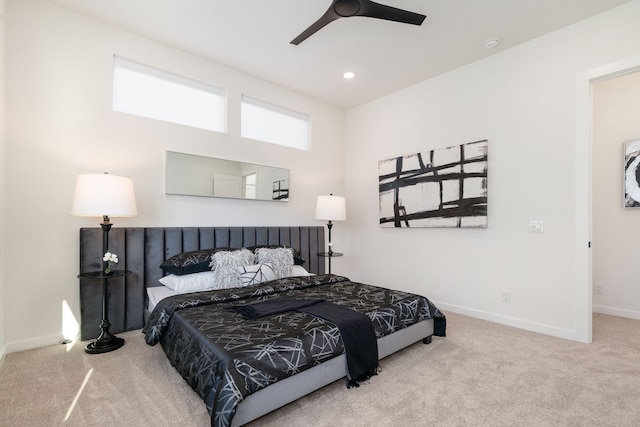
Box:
[85,336,125,354]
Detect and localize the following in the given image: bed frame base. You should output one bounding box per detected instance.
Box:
[231,318,434,427]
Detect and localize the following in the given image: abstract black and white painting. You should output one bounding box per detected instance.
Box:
[272,179,289,201]
[624,140,640,207]
[379,140,488,228]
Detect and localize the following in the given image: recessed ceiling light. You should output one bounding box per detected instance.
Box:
[484,38,500,49]
[343,71,356,80]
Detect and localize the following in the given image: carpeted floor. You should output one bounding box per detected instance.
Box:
[1,312,639,426]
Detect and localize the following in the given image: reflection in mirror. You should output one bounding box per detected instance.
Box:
[165,151,289,201]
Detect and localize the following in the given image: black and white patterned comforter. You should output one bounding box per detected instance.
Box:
[143,274,445,427]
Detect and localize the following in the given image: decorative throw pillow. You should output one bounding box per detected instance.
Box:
[255,247,293,279]
[211,248,255,289]
[158,271,216,292]
[239,263,277,286]
[208,248,256,271]
[160,247,232,275]
[246,245,306,266]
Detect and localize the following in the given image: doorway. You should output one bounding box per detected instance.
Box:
[591,70,640,320]
[575,60,640,343]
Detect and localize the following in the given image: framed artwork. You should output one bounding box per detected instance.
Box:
[379,139,488,228]
[273,179,289,200]
[624,140,640,207]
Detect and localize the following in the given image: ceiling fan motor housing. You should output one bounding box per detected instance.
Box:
[335,0,361,17]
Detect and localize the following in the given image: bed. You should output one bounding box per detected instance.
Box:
[78,226,446,427]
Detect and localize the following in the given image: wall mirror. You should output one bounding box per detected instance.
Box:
[165,151,289,201]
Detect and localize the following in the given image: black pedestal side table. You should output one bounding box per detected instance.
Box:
[78,269,131,354]
[317,251,343,275]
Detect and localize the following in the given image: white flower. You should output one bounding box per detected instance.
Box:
[103,252,119,263]
[103,251,119,274]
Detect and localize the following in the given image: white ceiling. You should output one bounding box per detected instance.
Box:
[49,0,630,109]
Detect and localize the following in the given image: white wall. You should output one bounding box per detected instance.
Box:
[344,0,640,342]
[3,0,345,352]
[0,0,7,360]
[592,71,640,319]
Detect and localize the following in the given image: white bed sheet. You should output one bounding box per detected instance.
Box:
[147,285,179,312]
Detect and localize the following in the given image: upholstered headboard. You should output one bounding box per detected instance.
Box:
[79,226,325,340]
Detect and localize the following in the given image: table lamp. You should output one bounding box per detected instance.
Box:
[315,194,346,273]
[71,172,137,353]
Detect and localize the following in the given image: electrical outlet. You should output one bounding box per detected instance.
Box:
[529,220,544,233]
[501,291,511,304]
[594,284,603,295]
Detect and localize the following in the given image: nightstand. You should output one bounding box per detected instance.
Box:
[317,251,343,275]
[78,269,131,354]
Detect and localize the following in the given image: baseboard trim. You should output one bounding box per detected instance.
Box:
[434,301,583,342]
[5,334,68,355]
[593,305,640,320]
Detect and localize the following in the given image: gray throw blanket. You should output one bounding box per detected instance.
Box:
[229,297,379,387]
[229,297,325,318]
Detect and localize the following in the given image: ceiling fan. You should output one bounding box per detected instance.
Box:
[290,0,427,45]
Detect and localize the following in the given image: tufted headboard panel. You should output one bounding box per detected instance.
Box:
[79,226,325,340]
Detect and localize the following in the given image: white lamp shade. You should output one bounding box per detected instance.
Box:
[315,195,346,221]
[71,173,138,218]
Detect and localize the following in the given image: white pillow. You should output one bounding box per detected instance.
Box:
[289,265,312,277]
[159,271,216,293]
[255,247,293,279]
[239,263,276,286]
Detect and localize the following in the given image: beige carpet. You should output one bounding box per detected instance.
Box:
[1,312,639,426]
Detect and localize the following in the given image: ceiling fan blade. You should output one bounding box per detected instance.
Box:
[358,0,426,26]
[290,8,341,45]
